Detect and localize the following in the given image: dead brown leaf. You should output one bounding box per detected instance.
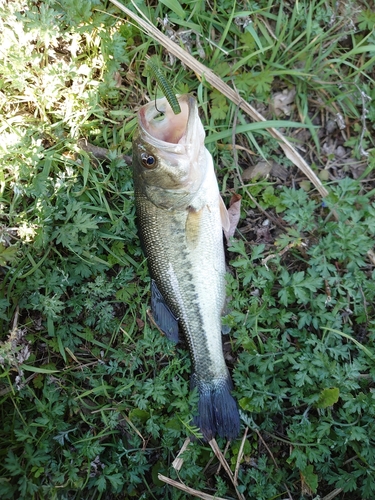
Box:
[242,160,272,181]
[224,193,242,242]
[113,70,122,87]
[271,87,296,116]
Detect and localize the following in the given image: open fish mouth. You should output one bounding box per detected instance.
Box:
[134,94,206,195]
[138,94,201,148]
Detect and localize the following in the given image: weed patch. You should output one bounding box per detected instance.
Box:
[1,0,375,498]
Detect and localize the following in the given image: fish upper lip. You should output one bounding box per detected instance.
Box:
[179,94,198,145]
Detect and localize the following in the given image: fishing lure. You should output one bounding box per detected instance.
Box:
[146,56,181,115]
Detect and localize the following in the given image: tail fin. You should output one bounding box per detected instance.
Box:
[192,375,240,441]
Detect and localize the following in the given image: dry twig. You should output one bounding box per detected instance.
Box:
[158,474,229,500]
[172,438,191,471]
[78,138,132,165]
[321,488,344,500]
[255,429,293,500]
[234,427,249,485]
[209,439,246,500]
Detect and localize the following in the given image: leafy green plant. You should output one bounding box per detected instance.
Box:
[1,0,375,498]
[229,175,375,498]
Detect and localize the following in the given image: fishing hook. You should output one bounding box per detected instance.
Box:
[154,86,163,114]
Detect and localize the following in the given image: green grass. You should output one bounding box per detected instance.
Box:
[1,0,375,498]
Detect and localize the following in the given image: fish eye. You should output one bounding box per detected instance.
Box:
[141,153,157,169]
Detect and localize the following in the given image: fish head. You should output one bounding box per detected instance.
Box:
[133,94,207,209]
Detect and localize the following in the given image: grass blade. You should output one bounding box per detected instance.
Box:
[109,0,329,198]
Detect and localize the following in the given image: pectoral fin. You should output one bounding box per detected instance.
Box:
[151,280,179,343]
[185,206,203,249]
[219,196,230,233]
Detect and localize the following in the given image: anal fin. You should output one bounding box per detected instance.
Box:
[151,279,179,343]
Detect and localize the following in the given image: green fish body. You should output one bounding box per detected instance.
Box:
[132,94,240,441]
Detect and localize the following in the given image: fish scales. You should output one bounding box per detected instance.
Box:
[135,177,225,379]
[132,94,240,441]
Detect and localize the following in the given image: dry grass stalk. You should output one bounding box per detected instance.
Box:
[157,474,229,500]
[255,429,293,500]
[234,426,249,485]
[215,439,231,475]
[209,439,246,500]
[172,437,191,471]
[120,413,146,449]
[321,488,344,500]
[109,0,329,199]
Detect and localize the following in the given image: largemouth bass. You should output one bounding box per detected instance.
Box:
[132,94,240,441]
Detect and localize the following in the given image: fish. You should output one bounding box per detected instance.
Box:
[132,94,240,441]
